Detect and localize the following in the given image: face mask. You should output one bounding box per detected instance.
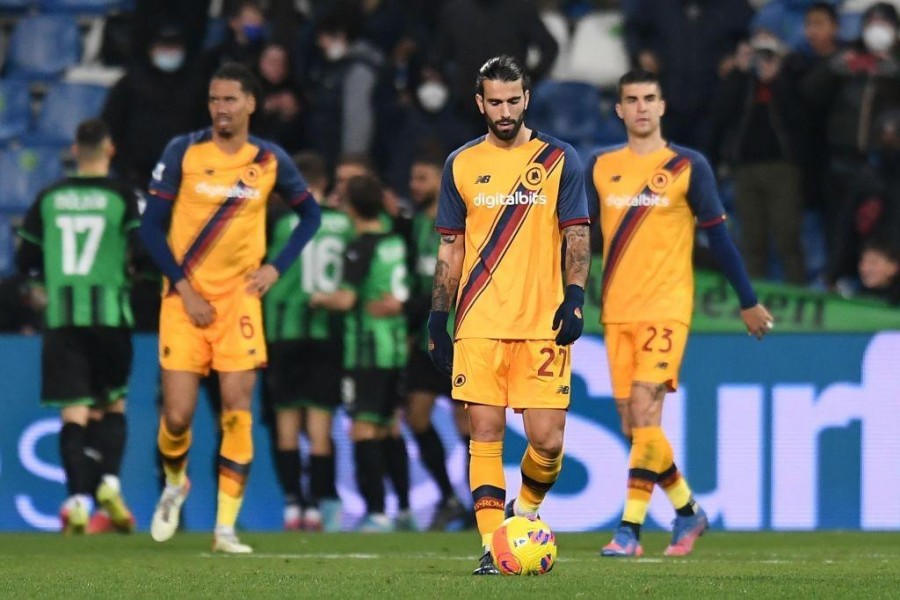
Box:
[152,50,185,73]
[863,23,896,53]
[324,41,348,62]
[242,24,265,43]
[417,81,448,113]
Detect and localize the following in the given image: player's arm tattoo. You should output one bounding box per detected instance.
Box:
[563,224,591,288]
[432,233,464,312]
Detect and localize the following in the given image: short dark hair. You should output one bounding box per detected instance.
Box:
[475,55,531,96]
[336,152,374,173]
[229,0,263,20]
[346,174,383,220]
[317,2,362,41]
[211,62,260,98]
[862,235,900,263]
[617,69,662,100]
[75,118,110,149]
[807,2,838,22]
[293,151,328,188]
[411,151,445,171]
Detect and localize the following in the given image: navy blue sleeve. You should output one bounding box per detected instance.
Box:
[583,151,601,225]
[148,135,189,200]
[270,143,313,208]
[138,193,186,285]
[268,144,321,274]
[706,221,758,309]
[684,150,727,226]
[435,151,466,234]
[556,144,590,228]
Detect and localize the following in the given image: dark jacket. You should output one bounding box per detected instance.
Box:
[625,0,754,115]
[102,61,207,189]
[708,68,807,171]
[801,48,900,158]
[434,0,558,110]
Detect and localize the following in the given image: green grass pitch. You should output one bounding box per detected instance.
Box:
[1,531,899,598]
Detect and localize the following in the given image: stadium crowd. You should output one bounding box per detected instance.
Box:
[0,0,898,538]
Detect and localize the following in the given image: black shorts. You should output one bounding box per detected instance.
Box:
[41,327,133,407]
[265,339,343,412]
[404,349,451,397]
[342,368,401,425]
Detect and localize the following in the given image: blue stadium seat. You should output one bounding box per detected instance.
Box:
[528,80,626,158]
[0,147,63,212]
[0,80,31,145]
[25,83,107,146]
[4,15,82,81]
[39,0,127,13]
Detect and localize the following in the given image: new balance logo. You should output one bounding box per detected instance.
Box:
[610,175,621,182]
[556,385,570,395]
[475,174,491,184]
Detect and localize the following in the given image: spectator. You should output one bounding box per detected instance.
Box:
[254,43,306,153]
[801,2,900,284]
[306,7,383,171]
[434,0,559,137]
[102,25,207,191]
[708,32,807,284]
[784,2,842,213]
[831,110,900,282]
[204,0,270,76]
[625,0,755,147]
[857,237,900,304]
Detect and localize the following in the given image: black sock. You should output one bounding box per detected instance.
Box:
[60,423,91,496]
[414,425,454,501]
[676,497,699,517]
[84,419,104,494]
[98,412,127,476]
[274,449,304,508]
[310,453,337,503]
[621,520,641,539]
[354,439,386,514]
[382,436,411,511]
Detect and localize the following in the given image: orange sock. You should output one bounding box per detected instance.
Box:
[622,426,668,526]
[659,463,698,515]
[469,440,505,549]
[518,445,562,513]
[217,410,253,529]
[158,418,191,487]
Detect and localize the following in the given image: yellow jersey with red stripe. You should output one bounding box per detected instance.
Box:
[585,143,726,326]
[148,129,311,298]
[436,131,589,340]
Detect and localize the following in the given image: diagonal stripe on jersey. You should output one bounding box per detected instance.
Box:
[601,154,691,304]
[455,144,566,335]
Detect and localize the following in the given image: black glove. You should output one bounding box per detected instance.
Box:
[552,284,585,346]
[427,310,453,376]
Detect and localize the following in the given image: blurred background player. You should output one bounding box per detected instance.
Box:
[139,63,321,553]
[402,154,469,531]
[311,174,410,533]
[264,151,352,532]
[427,55,591,574]
[16,119,139,535]
[586,70,773,558]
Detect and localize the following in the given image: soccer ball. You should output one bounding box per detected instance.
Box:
[490,515,557,575]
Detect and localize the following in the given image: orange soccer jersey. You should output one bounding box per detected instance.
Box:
[435,132,590,340]
[586,144,726,326]
[148,129,311,298]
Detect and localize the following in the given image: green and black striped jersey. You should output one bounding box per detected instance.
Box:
[18,176,139,329]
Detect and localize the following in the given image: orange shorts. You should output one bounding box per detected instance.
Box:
[159,290,267,375]
[451,338,572,410]
[604,321,689,399]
